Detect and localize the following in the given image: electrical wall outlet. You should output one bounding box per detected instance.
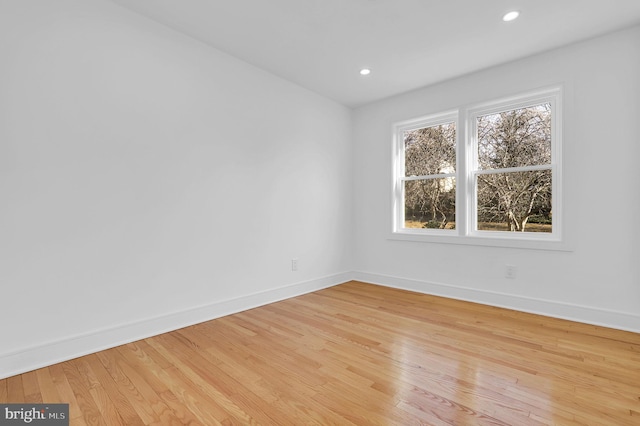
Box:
[291,259,298,272]
[505,264,517,279]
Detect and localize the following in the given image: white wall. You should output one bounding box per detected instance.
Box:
[1,0,638,380]
[353,26,640,332]
[0,0,352,377]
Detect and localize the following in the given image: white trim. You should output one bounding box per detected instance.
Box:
[392,111,458,235]
[402,173,456,181]
[468,86,562,242]
[388,231,570,250]
[465,86,562,117]
[392,85,564,249]
[2,271,637,379]
[474,164,551,176]
[352,271,640,333]
[393,109,459,132]
[0,272,352,380]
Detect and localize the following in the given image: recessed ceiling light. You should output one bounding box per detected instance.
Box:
[360,68,371,76]
[502,11,520,22]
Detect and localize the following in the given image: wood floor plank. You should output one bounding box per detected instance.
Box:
[95,350,161,424]
[0,376,7,402]
[20,370,43,404]
[6,375,24,403]
[116,343,210,426]
[82,354,145,426]
[145,336,263,425]
[34,368,60,403]
[61,361,107,426]
[73,357,125,425]
[1,281,639,425]
[131,353,228,426]
[49,363,85,423]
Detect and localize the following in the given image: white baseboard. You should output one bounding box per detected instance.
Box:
[352,271,640,334]
[0,272,352,380]
[3,270,637,379]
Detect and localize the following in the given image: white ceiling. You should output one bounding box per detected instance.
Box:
[110,0,640,107]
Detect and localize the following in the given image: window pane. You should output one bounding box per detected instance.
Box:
[477,170,552,233]
[404,122,456,176]
[477,103,551,170]
[404,178,456,229]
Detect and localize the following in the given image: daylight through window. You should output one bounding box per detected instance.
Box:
[474,103,552,233]
[404,121,456,230]
[393,87,562,246]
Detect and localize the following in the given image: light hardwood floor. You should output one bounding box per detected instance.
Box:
[1,281,639,425]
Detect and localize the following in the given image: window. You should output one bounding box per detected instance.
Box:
[392,87,563,249]
[395,112,458,232]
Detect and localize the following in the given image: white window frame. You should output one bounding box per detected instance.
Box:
[391,86,566,251]
[392,110,459,237]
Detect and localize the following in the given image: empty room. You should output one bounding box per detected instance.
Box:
[1,0,639,424]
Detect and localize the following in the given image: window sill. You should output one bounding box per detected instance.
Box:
[389,230,572,251]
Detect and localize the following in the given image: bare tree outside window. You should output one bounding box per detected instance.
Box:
[476,104,552,232]
[403,123,456,229]
[393,88,561,246]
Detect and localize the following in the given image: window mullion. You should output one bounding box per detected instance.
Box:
[474,164,552,176]
[466,110,479,236]
[391,85,563,248]
[402,173,456,181]
[456,114,468,237]
[393,126,405,232]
